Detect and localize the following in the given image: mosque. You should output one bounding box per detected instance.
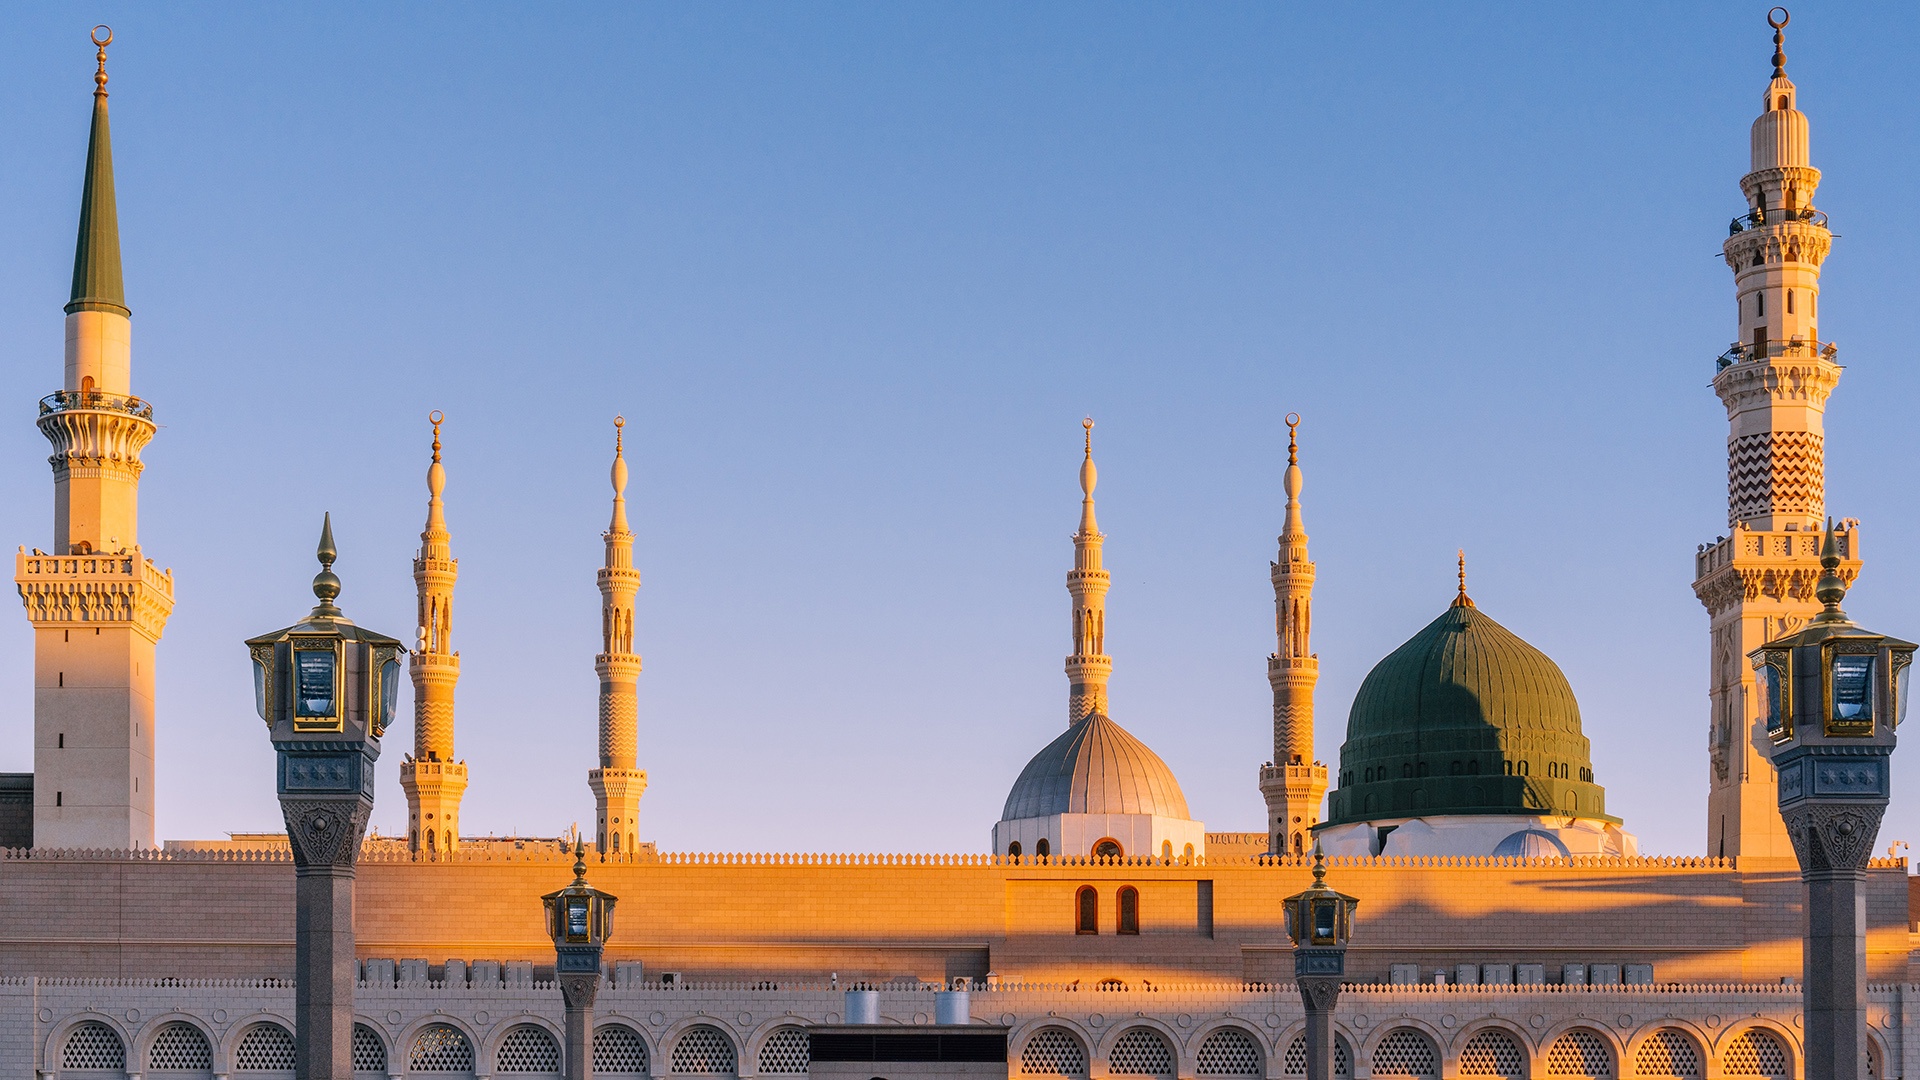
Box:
[0,15,1915,1080]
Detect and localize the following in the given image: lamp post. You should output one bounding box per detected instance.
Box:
[543,840,618,1080]
[245,516,405,1080]
[1283,844,1357,1080]
[1751,522,1914,1080]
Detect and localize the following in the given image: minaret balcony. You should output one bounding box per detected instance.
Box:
[1728,206,1827,234]
[39,389,153,420]
[1715,337,1836,372]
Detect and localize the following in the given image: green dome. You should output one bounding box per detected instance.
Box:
[1322,596,1614,828]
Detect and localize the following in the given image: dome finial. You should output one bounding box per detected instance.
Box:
[310,512,343,616]
[1311,838,1326,883]
[1811,516,1852,624]
[1768,7,1790,79]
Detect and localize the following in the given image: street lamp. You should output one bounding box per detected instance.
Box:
[244,515,405,1080]
[544,839,618,1080]
[1752,521,1915,1080]
[1284,844,1357,1080]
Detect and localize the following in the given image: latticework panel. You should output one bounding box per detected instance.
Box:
[595,1026,650,1076]
[1633,1031,1700,1078]
[497,1025,561,1074]
[1728,430,1824,524]
[1868,1038,1881,1078]
[1020,1028,1089,1077]
[1721,1029,1789,1078]
[62,1021,127,1071]
[1195,1028,1261,1076]
[1371,1029,1437,1080]
[1109,1029,1174,1077]
[758,1027,810,1074]
[353,1024,389,1074]
[409,1024,476,1073]
[235,1023,297,1071]
[1281,1035,1351,1078]
[148,1022,214,1071]
[671,1026,738,1075]
[1459,1029,1525,1078]
[1545,1029,1613,1077]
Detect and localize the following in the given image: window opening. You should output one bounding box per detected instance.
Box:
[1117,886,1139,934]
[1076,885,1099,934]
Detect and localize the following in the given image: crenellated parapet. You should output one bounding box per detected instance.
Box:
[15,547,175,641]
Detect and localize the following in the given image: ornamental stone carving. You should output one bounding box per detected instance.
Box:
[1781,802,1885,872]
[280,797,372,870]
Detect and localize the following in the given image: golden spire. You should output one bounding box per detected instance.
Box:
[1769,7,1789,79]
[608,416,631,536]
[1077,417,1099,537]
[1281,413,1306,544]
[1452,550,1474,608]
[92,25,111,98]
[1286,413,1300,467]
[423,411,449,541]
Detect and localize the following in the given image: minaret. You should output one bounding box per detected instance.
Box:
[1066,418,1112,723]
[400,412,467,854]
[588,417,647,854]
[15,28,175,849]
[1692,10,1857,860]
[1259,415,1327,857]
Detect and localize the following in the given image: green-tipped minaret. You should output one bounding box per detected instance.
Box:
[67,28,126,317]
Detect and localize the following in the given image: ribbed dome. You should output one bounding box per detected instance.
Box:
[1323,598,1614,828]
[1001,712,1191,821]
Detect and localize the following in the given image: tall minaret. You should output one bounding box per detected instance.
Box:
[1692,10,1857,860]
[588,417,647,854]
[1066,418,1112,723]
[1259,415,1327,857]
[15,28,175,850]
[400,412,468,854]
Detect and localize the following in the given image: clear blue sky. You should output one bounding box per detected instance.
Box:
[1,4,1917,857]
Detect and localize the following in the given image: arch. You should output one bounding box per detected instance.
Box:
[408,1023,477,1074]
[671,1025,739,1076]
[58,1018,128,1074]
[495,1023,562,1075]
[1718,1027,1791,1078]
[1280,1032,1351,1077]
[1366,1027,1438,1080]
[756,1027,811,1075]
[1117,885,1140,934]
[233,1021,297,1073]
[1018,1027,1089,1078]
[1036,838,1051,857]
[1631,1028,1702,1078]
[1093,838,1123,859]
[1868,1031,1885,1078]
[594,1024,652,1076]
[1456,1026,1527,1078]
[1162,841,1173,858]
[1543,1027,1615,1078]
[1106,1027,1175,1078]
[1076,885,1099,934]
[353,1022,391,1076]
[1008,841,1022,857]
[146,1020,214,1074]
[1191,1025,1263,1077]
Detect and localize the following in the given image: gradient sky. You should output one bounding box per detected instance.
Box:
[1,3,1918,858]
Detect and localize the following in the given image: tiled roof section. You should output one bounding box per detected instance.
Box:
[1002,712,1191,821]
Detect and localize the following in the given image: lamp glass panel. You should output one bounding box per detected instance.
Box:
[1832,654,1874,724]
[1758,662,1785,737]
[379,658,402,730]
[252,660,268,721]
[294,649,336,717]
[1314,899,1335,941]
[567,898,590,941]
[1898,660,1911,728]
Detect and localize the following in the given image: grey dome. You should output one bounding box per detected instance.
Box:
[1001,712,1191,821]
[1492,829,1570,859]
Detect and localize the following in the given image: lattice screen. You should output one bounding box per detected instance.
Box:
[595,1025,651,1075]
[1109,1028,1175,1076]
[148,1021,214,1071]
[409,1024,476,1073]
[497,1025,562,1074]
[1459,1029,1525,1078]
[1721,1029,1789,1078]
[62,1021,127,1071]
[235,1023,297,1071]
[1282,1035,1352,1078]
[758,1027,811,1074]
[1195,1028,1261,1076]
[1370,1029,1437,1080]
[671,1025,738,1075]
[1020,1028,1089,1077]
[1633,1030,1700,1079]
[1868,1038,1881,1079]
[352,1024,389,1074]
[1545,1029,1614,1078]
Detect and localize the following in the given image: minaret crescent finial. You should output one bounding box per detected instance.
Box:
[92,25,111,97]
[1285,412,1300,467]
[1078,417,1097,501]
[429,410,444,464]
[1768,7,1789,78]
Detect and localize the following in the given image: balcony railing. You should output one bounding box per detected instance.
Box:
[1715,337,1838,372]
[38,389,154,420]
[1728,206,1828,235]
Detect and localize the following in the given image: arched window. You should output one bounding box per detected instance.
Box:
[1757,292,1766,317]
[62,1021,127,1072]
[1108,1028,1175,1077]
[1093,838,1123,859]
[234,1022,297,1072]
[1183,843,1195,860]
[1035,838,1051,857]
[147,1022,214,1072]
[1008,841,1022,857]
[1076,886,1099,934]
[1117,886,1139,934]
[1719,1029,1789,1078]
[1197,1028,1264,1076]
[1787,290,1795,314]
[352,1024,389,1075]
[1468,759,1480,774]
[1778,95,1789,110]
[1544,1029,1614,1078]
[1019,1029,1088,1078]
[81,375,95,394]
[1370,1029,1437,1080]
[1161,841,1172,858]
[410,1024,476,1073]
[1632,1029,1699,1078]
[671,1026,738,1077]
[757,1028,811,1075]
[595,1026,650,1077]
[497,1025,561,1074]
[1457,1029,1524,1078]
